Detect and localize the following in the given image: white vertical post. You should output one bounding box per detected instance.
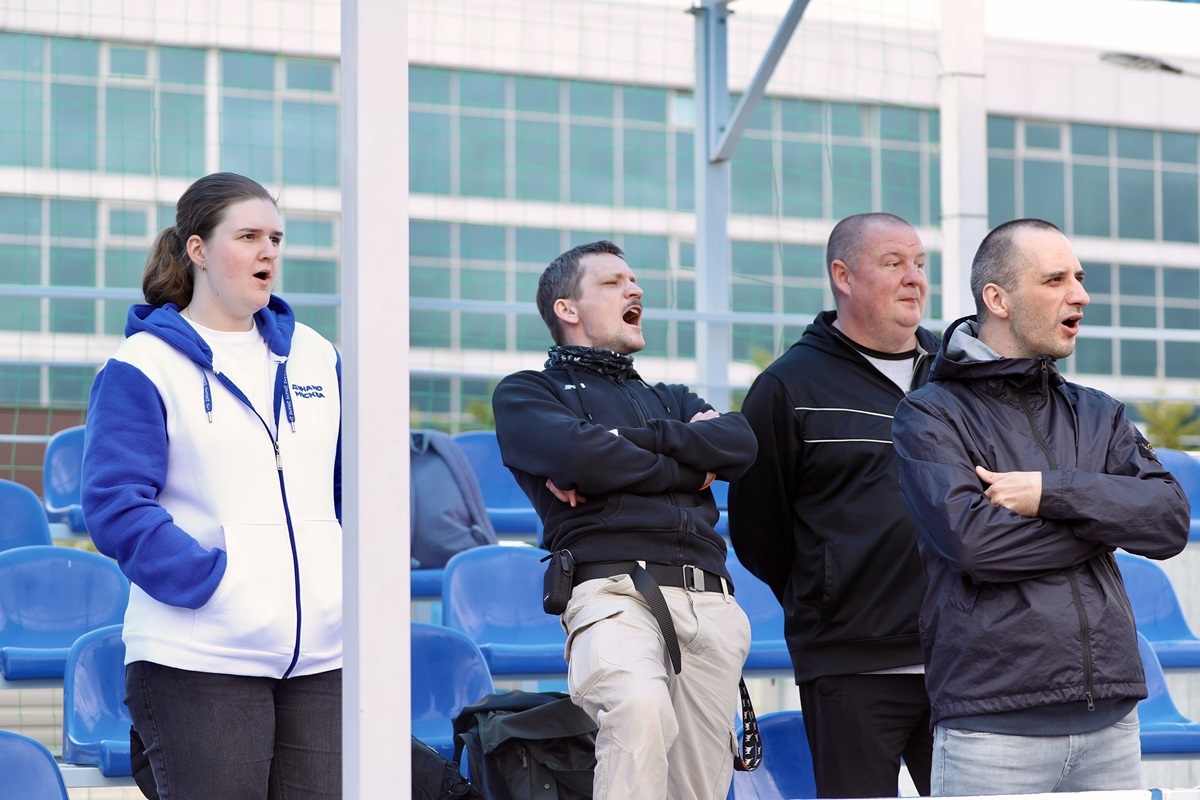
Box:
[341,0,411,796]
[692,0,732,411]
[939,0,989,320]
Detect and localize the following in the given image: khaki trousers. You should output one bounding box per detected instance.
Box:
[562,574,752,800]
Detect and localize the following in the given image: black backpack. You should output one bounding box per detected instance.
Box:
[413,735,484,799]
[410,430,497,569]
[452,691,597,800]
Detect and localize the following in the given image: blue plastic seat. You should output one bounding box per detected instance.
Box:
[726,550,791,674]
[1115,551,1200,669]
[452,430,542,538]
[62,625,133,777]
[442,544,567,678]
[0,479,54,551]
[412,622,496,759]
[411,567,444,599]
[0,545,130,680]
[43,426,87,534]
[730,710,816,799]
[711,480,730,538]
[1155,448,1200,540]
[0,729,71,800]
[1136,631,1200,757]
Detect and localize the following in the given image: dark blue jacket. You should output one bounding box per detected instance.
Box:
[894,316,1190,724]
[493,358,757,579]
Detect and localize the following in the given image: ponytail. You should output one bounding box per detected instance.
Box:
[142,225,194,308]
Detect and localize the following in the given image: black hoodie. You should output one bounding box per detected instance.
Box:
[728,310,938,682]
[492,354,757,580]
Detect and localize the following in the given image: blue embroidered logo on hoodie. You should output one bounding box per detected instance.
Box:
[292,384,325,399]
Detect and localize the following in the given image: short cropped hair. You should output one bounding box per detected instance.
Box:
[537,240,625,345]
[970,218,1062,316]
[825,212,913,292]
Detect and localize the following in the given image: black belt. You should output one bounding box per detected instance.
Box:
[573,561,733,596]
[569,558,761,771]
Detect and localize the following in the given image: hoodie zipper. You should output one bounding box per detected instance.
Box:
[213,363,305,678]
[1068,569,1096,710]
[1017,360,1057,471]
[1017,358,1095,710]
[615,372,691,556]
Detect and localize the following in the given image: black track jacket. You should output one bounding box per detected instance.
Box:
[728,311,938,683]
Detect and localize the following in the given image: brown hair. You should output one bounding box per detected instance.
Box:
[537,240,625,345]
[142,172,277,307]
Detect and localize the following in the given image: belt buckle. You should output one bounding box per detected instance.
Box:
[682,564,705,592]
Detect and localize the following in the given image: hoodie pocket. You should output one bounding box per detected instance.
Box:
[294,519,343,654]
[192,523,295,656]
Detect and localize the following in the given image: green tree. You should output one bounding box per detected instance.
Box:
[1134,399,1200,451]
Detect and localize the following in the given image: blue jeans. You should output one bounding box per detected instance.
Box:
[126,661,342,800]
[931,710,1142,795]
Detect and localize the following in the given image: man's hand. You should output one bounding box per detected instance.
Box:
[976,466,1042,517]
[546,478,586,507]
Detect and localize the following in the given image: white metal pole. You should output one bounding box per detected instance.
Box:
[341,0,411,796]
[939,0,989,320]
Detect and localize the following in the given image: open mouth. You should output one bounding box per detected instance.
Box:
[254,270,272,282]
[1062,315,1082,332]
[623,305,642,326]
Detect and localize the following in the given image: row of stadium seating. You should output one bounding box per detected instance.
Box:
[0,545,135,790]
[411,619,819,798]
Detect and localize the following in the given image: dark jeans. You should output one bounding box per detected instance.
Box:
[798,673,933,798]
[126,661,342,800]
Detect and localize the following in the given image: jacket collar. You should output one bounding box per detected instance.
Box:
[931,315,1065,395]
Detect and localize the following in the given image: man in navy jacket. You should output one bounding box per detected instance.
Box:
[493,240,758,800]
[893,218,1190,793]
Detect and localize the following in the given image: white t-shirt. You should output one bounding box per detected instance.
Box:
[182,317,277,435]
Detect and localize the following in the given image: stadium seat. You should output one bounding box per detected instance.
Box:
[0,546,129,680]
[452,430,541,539]
[411,567,444,599]
[1116,551,1200,669]
[1155,448,1200,540]
[711,479,730,538]
[0,479,54,551]
[43,426,87,534]
[0,729,71,800]
[726,550,790,673]
[412,622,496,759]
[442,544,567,678]
[730,710,816,799]
[1136,631,1200,757]
[62,625,133,777]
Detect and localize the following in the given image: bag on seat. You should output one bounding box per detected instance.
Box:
[452,690,597,800]
[413,735,483,799]
[410,429,497,569]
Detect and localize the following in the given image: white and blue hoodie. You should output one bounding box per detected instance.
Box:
[82,296,342,679]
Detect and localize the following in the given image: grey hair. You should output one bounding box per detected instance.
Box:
[825,212,914,292]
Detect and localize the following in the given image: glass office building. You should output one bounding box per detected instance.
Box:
[1,1,1198,446]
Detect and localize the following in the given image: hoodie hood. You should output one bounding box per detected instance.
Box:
[930,315,1066,394]
[125,295,296,369]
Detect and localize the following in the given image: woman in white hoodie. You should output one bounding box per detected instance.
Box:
[83,172,343,800]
